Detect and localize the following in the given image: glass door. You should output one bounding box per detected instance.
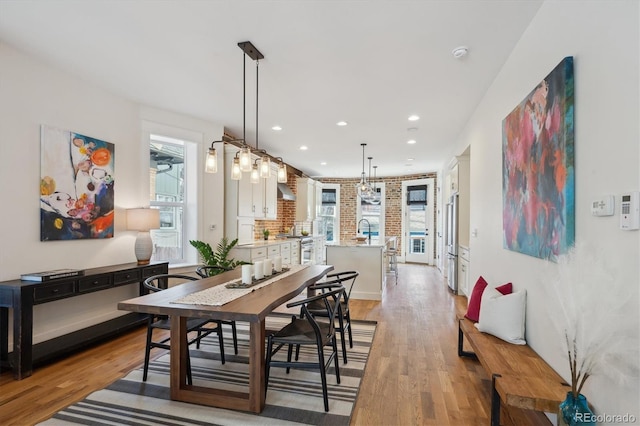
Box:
[402,179,434,264]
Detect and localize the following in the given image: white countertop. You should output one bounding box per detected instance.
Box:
[236,239,301,248]
[327,241,386,248]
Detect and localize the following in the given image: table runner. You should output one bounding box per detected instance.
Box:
[172,264,309,306]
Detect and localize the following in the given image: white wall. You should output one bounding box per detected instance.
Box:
[0,41,224,344]
[456,0,639,419]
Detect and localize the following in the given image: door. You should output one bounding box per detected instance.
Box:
[402,179,435,264]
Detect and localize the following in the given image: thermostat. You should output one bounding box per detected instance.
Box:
[620,192,640,230]
[591,195,614,216]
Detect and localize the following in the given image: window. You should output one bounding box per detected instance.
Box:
[319,185,340,244]
[407,185,427,254]
[149,134,196,264]
[357,184,385,244]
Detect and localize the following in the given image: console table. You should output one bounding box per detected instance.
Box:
[0,261,168,380]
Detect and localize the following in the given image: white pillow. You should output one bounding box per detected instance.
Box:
[475,287,527,345]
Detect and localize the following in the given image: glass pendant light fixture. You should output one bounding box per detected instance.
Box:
[355,143,373,199]
[250,159,260,183]
[230,153,242,180]
[204,140,224,173]
[260,153,271,178]
[276,157,287,183]
[369,164,381,205]
[239,145,252,172]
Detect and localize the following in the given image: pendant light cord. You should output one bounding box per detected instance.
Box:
[256,59,259,150]
[242,50,246,144]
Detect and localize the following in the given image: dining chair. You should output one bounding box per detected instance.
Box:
[194,265,239,355]
[304,270,359,364]
[142,274,226,384]
[265,287,344,412]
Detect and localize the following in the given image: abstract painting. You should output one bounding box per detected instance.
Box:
[502,57,574,261]
[40,125,115,240]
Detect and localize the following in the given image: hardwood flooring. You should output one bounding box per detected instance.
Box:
[1,264,495,425]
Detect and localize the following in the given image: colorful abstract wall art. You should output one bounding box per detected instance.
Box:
[502,57,574,261]
[40,125,115,240]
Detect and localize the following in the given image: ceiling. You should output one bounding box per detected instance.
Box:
[0,0,543,178]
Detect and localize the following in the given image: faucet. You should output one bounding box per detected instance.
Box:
[357,218,371,245]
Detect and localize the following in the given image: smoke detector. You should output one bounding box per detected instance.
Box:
[452,46,468,59]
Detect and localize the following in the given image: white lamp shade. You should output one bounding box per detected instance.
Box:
[231,157,242,180]
[126,208,160,231]
[250,164,260,184]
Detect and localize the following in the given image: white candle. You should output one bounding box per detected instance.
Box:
[273,256,282,272]
[242,264,253,284]
[263,258,273,276]
[254,260,264,280]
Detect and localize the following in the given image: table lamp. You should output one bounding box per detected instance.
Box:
[126,208,160,265]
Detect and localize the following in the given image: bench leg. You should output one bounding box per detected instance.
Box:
[491,373,502,426]
[457,320,478,359]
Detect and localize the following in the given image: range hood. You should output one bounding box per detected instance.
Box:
[277,183,296,201]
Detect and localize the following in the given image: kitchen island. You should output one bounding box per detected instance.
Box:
[325,237,396,300]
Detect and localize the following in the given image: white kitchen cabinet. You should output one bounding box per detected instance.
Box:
[458,245,470,297]
[280,242,291,264]
[252,164,278,220]
[314,236,325,265]
[290,241,300,265]
[224,147,255,243]
[314,180,323,218]
[295,177,316,221]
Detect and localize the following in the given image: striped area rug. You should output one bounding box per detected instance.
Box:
[41,315,377,426]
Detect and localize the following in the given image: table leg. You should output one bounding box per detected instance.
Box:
[170,316,188,399]
[248,320,266,413]
[13,291,33,380]
[1,307,7,374]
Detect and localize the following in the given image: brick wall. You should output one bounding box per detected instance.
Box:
[319,173,438,255]
[254,171,438,254]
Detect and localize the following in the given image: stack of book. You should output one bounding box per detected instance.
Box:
[20,269,84,282]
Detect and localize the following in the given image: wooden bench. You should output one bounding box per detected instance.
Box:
[455,297,570,425]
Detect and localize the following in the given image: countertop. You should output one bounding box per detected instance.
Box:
[327,236,397,249]
[236,239,301,248]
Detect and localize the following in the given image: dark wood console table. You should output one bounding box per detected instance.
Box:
[0,261,168,380]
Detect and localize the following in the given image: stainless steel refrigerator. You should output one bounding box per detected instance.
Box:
[446,193,459,294]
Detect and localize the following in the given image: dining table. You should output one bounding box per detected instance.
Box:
[117,264,333,413]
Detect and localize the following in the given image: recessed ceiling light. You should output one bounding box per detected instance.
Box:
[336,121,348,126]
[299,145,308,151]
[405,163,413,167]
[407,158,415,161]
[408,115,420,121]
[320,161,327,166]
[452,46,469,59]
[407,139,417,144]
[271,125,282,131]
[407,127,418,132]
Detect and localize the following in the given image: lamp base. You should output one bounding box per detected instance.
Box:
[134,231,153,265]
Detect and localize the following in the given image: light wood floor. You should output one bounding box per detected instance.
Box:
[0,264,494,425]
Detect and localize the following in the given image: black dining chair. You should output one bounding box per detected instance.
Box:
[142,274,226,384]
[265,287,344,412]
[194,265,239,355]
[304,270,359,364]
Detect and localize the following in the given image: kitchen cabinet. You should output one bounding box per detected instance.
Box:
[253,164,278,220]
[295,177,316,221]
[314,236,326,264]
[447,155,470,247]
[458,245,470,297]
[231,240,301,265]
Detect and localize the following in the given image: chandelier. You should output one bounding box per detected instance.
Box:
[204,41,287,184]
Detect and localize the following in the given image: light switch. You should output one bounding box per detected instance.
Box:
[591,195,614,216]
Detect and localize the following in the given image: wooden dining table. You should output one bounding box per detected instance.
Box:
[117,264,333,413]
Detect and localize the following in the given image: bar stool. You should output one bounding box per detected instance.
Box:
[387,247,398,284]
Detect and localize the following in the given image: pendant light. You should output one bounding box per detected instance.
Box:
[250,159,260,183]
[275,157,287,183]
[355,143,373,199]
[230,152,242,180]
[204,140,224,173]
[369,164,381,205]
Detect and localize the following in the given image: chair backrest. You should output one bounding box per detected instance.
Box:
[195,265,231,278]
[313,270,359,301]
[143,274,197,293]
[287,288,343,340]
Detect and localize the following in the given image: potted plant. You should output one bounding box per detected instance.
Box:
[189,237,249,274]
[263,229,270,240]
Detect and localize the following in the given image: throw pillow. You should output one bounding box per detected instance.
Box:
[464,276,488,322]
[496,282,513,295]
[476,287,527,345]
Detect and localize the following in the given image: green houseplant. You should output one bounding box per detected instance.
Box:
[263,229,270,240]
[189,237,249,274]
